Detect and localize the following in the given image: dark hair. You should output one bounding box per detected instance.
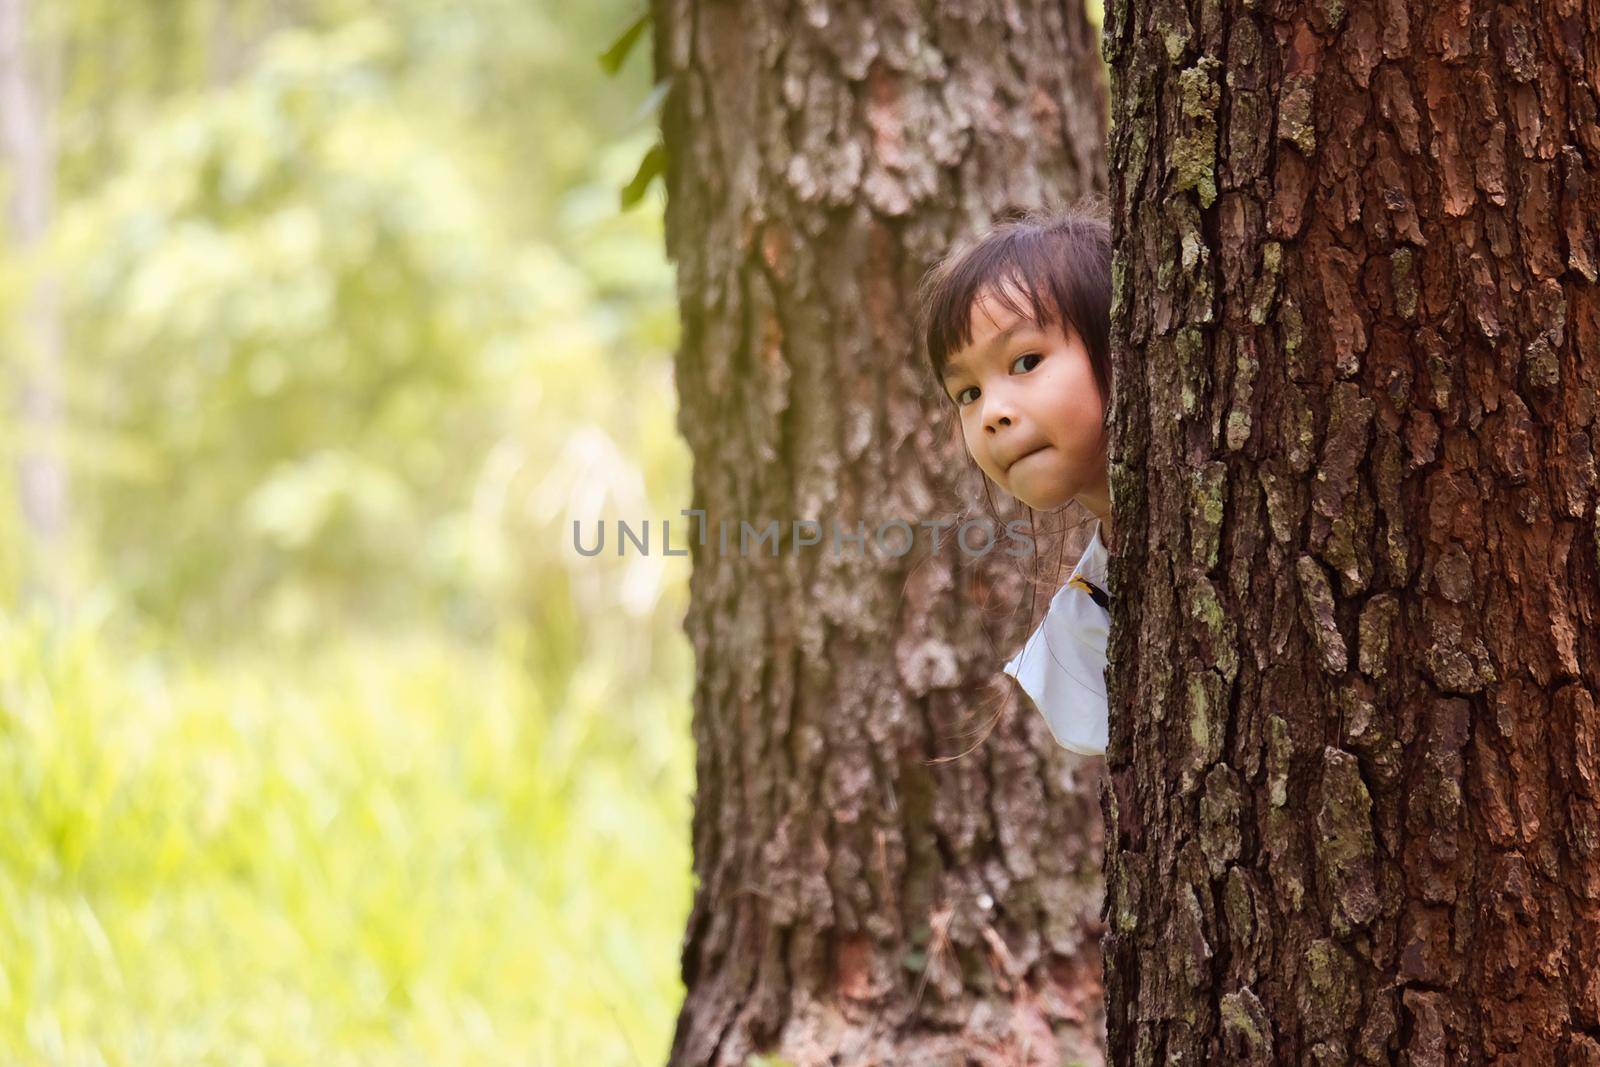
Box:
[916,201,1112,428]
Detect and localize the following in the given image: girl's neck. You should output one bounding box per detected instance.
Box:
[1077,435,1113,550]
[1077,474,1113,550]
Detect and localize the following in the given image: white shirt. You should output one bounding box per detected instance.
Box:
[1001,519,1110,756]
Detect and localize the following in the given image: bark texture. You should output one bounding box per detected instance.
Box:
[1102,0,1600,1061]
[651,1,1111,1063]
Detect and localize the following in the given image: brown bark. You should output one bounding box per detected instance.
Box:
[651,1,1111,1063]
[1102,0,1600,1061]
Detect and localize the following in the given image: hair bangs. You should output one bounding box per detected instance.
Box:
[916,205,1113,413]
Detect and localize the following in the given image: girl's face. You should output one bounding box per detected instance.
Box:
[940,283,1107,512]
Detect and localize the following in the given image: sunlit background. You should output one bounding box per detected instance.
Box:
[0,2,692,1063]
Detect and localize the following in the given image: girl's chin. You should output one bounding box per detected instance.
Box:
[1005,465,1068,508]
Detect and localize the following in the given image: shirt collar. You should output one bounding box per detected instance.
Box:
[1072,519,1109,591]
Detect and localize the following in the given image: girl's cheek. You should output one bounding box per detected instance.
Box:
[962,442,994,482]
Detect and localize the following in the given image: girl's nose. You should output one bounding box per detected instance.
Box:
[984,412,1012,435]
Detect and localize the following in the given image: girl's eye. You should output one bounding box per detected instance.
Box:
[1012,352,1042,373]
[954,386,978,406]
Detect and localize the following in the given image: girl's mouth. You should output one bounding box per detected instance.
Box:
[1006,445,1049,473]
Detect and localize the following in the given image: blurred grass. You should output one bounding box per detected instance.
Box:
[0,608,693,1065]
[0,4,698,1062]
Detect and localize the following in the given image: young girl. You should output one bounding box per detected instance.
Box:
[916,204,1114,756]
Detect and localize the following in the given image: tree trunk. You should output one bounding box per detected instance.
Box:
[1102,0,1600,1061]
[651,2,1111,1063]
[0,0,67,606]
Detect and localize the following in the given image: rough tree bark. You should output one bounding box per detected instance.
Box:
[652,1,1112,1063]
[1102,0,1600,1061]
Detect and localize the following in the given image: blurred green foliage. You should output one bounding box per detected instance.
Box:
[0,611,692,1065]
[46,2,682,638]
[0,0,692,1063]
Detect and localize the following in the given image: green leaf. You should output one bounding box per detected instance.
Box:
[619,142,665,210]
[598,11,651,76]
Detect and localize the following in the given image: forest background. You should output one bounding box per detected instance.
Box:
[0,1,717,1063]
